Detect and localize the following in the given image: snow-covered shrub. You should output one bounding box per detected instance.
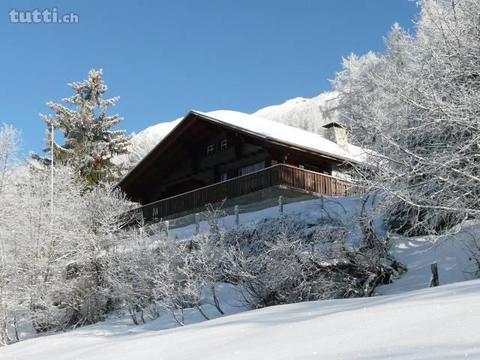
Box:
[220,216,399,308]
[223,216,306,255]
[57,187,135,327]
[109,233,170,325]
[385,200,465,237]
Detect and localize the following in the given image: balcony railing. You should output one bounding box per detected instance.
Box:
[135,164,356,222]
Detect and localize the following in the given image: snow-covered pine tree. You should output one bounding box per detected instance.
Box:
[33,69,130,187]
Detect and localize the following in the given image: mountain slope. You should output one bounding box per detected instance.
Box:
[252,90,339,134]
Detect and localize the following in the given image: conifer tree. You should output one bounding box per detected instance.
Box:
[33,69,130,186]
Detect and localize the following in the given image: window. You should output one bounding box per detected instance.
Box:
[206,144,216,155]
[220,138,228,151]
[301,164,321,173]
[239,161,265,176]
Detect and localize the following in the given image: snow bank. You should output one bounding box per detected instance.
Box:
[3,280,480,359]
[378,221,479,295]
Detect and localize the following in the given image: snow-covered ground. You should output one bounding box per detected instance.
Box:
[3,280,480,359]
[2,196,478,359]
[378,221,479,296]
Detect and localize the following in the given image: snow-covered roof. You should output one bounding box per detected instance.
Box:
[191,110,366,164]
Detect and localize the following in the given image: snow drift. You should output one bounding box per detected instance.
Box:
[3,280,480,360]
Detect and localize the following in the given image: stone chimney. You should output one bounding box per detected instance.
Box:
[322,122,348,150]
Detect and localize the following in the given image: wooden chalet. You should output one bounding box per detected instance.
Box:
[117,110,365,221]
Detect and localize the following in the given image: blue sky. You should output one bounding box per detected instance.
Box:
[1,0,418,155]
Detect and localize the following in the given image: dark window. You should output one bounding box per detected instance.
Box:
[206,144,216,155]
[220,138,228,151]
[239,161,265,176]
[301,164,321,173]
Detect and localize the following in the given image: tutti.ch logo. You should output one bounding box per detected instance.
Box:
[9,8,79,24]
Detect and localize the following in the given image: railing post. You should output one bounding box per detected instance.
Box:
[164,220,170,238]
[234,205,240,226]
[194,213,200,235]
[278,195,284,215]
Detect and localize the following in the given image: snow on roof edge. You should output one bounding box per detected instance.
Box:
[191,110,366,164]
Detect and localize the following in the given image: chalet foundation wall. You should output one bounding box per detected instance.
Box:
[158,185,318,230]
[168,185,316,218]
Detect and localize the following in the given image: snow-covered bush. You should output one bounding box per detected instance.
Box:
[217,217,399,308]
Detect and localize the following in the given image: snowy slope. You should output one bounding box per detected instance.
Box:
[3,197,479,359]
[2,196,479,359]
[378,221,479,296]
[252,90,339,135]
[162,196,477,294]
[116,91,340,169]
[3,280,480,360]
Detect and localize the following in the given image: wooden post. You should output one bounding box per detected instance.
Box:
[234,205,240,226]
[194,213,200,235]
[165,220,170,238]
[278,195,284,215]
[429,262,439,287]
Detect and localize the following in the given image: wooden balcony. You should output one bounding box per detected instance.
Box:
[135,164,356,222]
